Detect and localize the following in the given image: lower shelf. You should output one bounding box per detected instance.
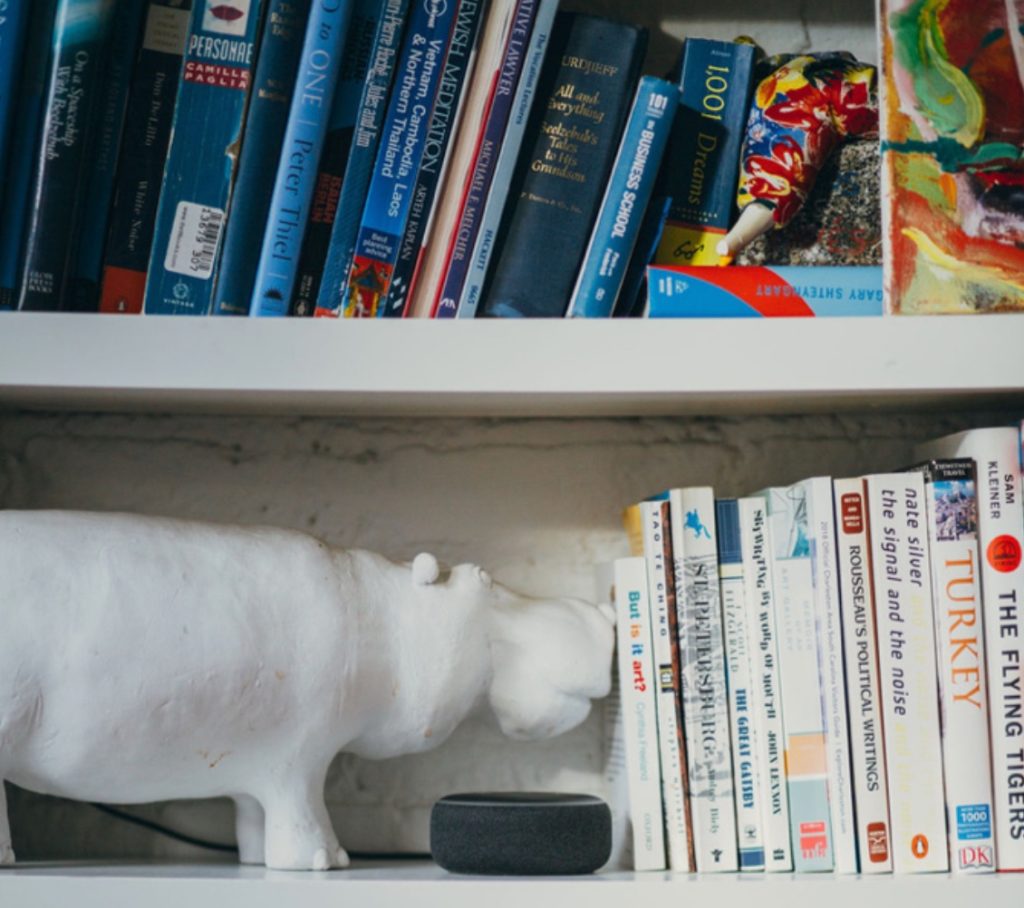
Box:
[3,861,1023,907]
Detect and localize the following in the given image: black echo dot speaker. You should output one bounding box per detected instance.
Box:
[430,792,611,875]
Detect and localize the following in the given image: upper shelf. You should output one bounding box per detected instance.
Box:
[0,313,1021,417]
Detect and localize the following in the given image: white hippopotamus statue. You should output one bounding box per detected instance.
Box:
[0,510,614,870]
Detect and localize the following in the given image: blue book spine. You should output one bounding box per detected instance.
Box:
[250,0,355,317]
[313,0,407,317]
[17,0,118,311]
[454,0,554,319]
[144,0,265,316]
[210,0,312,316]
[378,0,488,319]
[99,0,192,314]
[566,76,678,318]
[434,0,541,319]
[613,191,669,317]
[342,0,458,318]
[289,0,383,317]
[0,0,32,219]
[0,0,55,310]
[67,0,149,312]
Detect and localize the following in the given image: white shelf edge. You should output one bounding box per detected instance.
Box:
[2,861,1023,908]
[0,314,1022,416]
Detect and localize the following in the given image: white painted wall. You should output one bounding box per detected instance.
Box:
[3,405,1015,860]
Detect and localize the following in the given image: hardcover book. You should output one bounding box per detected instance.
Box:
[381,0,492,318]
[916,458,996,873]
[67,0,149,312]
[566,75,678,318]
[759,482,833,872]
[865,472,948,873]
[716,498,766,871]
[454,0,556,318]
[17,0,119,311]
[915,427,1024,871]
[802,476,857,874]
[290,0,384,317]
[314,0,409,317]
[626,501,694,871]
[100,0,192,315]
[613,555,667,872]
[250,0,355,317]
[210,0,313,316]
[833,477,893,874]
[478,12,647,318]
[737,496,793,872]
[667,486,738,872]
[144,0,265,315]
[433,0,549,319]
[0,0,32,219]
[0,0,57,310]
[653,38,757,269]
[342,0,460,317]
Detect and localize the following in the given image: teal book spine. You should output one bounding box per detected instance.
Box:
[144,0,266,315]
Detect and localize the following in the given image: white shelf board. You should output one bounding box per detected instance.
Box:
[0,313,1022,416]
[3,861,1023,908]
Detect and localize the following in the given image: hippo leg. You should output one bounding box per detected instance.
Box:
[234,795,265,865]
[0,781,13,865]
[261,767,349,871]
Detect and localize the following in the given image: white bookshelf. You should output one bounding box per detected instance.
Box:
[4,861,1024,908]
[0,313,1022,416]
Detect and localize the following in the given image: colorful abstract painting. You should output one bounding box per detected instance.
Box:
[880,0,1024,313]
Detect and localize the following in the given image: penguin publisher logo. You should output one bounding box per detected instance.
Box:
[203,0,250,35]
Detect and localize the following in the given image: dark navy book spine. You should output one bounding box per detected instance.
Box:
[0,0,56,311]
[144,0,266,316]
[376,0,487,319]
[67,0,149,312]
[99,0,192,314]
[0,0,32,222]
[433,0,540,319]
[313,0,407,317]
[17,0,119,311]
[342,0,459,318]
[250,0,355,317]
[480,12,647,318]
[210,0,312,316]
[288,0,382,317]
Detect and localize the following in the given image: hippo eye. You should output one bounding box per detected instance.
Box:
[476,567,493,589]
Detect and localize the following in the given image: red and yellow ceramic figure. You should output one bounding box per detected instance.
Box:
[881,0,1024,313]
[719,53,878,263]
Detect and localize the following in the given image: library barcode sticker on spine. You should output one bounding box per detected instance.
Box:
[165,202,226,280]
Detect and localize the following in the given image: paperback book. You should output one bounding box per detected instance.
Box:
[833,478,893,873]
[716,498,765,871]
[916,458,996,873]
[865,472,948,873]
[737,496,793,871]
[613,555,667,872]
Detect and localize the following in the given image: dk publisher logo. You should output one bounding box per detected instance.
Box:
[959,845,993,870]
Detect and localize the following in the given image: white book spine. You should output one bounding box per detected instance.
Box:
[802,476,858,873]
[920,460,996,873]
[916,428,1024,870]
[763,483,833,871]
[717,498,765,871]
[669,487,738,872]
[738,496,793,871]
[640,500,693,871]
[866,473,948,873]
[614,555,666,871]
[834,478,893,873]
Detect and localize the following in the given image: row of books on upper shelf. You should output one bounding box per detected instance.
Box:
[0,0,895,321]
[606,423,1024,874]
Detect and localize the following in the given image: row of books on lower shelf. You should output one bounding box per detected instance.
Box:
[606,424,1024,874]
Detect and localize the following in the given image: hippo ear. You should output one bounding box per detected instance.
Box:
[412,552,441,585]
